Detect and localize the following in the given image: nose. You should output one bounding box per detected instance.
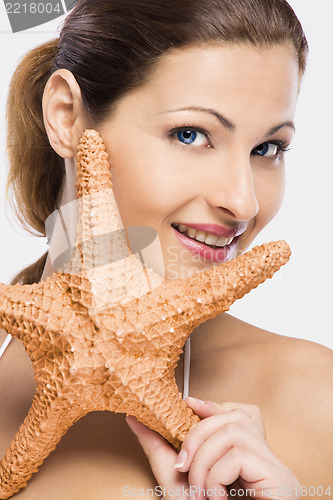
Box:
[204,149,259,222]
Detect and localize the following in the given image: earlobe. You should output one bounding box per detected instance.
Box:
[42,69,89,158]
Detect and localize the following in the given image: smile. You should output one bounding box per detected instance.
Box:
[172,223,234,248]
[171,223,242,263]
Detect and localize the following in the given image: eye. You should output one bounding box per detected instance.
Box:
[178,129,207,146]
[252,141,288,159]
[168,126,211,148]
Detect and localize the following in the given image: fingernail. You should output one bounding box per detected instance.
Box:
[174,449,188,469]
[187,396,206,404]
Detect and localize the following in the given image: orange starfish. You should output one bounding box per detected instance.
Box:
[0,129,291,498]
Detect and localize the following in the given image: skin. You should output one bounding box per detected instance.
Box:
[1,43,333,499]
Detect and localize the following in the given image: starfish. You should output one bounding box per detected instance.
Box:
[0,129,291,499]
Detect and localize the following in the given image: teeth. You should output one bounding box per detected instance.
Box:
[173,224,234,248]
[216,236,228,247]
[187,228,197,239]
[205,234,219,246]
[195,231,206,243]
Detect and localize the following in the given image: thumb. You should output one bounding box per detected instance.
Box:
[126,416,188,492]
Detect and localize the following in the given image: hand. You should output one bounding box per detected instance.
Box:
[126,398,301,500]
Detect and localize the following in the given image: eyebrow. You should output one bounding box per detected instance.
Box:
[156,106,296,136]
[264,121,296,137]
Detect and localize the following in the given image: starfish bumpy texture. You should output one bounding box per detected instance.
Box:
[0,129,291,498]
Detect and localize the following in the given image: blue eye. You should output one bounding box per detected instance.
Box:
[178,129,198,144]
[255,143,270,156]
[252,142,285,159]
[174,127,209,147]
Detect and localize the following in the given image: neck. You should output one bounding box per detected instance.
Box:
[61,158,77,206]
[41,158,77,281]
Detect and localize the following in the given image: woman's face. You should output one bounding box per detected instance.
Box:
[97,44,299,279]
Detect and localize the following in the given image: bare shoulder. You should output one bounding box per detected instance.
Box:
[236,319,333,426]
[193,315,333,485]
[222,314,333,382]
[264,333,333,401]
[256,333,333,487]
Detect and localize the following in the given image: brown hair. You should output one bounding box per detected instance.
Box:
[6,0,308,284]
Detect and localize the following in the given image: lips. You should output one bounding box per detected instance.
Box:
[173,222,246,239]
[171,222,245,263]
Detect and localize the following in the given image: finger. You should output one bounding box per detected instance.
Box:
[126,416,188,491]
[186,398,265,437]
[188,425,279,493]
[185,397,225,419]
[177,407,265,473]
[219,402,266,436]
[126,415,176,465]
[206,448,300,499]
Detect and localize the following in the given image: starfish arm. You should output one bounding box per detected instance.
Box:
[109,369,199,450]
[59,129,156,307]
[161,240,291,334]
[0,281,44,348]
[62,129,131,276]
[146,373,200,449]
[146,390,200,451]
[0,389,84,499]
[0,274,76,352]
[75,129,113,199]
[130,240,291,363]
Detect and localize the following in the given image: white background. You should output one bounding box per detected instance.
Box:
[0,1,332,348]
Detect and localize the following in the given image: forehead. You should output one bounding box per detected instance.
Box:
[114,43,300,124]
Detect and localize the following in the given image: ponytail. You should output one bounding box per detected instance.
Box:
[10,253,48,286]
[6,39,65,284]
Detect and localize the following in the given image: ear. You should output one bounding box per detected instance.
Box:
[42,69,91,158]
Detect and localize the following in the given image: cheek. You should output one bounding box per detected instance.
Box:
[105,129,199,225]
[107,149,185,226]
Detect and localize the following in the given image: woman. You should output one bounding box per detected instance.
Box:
[1,0,333,498]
